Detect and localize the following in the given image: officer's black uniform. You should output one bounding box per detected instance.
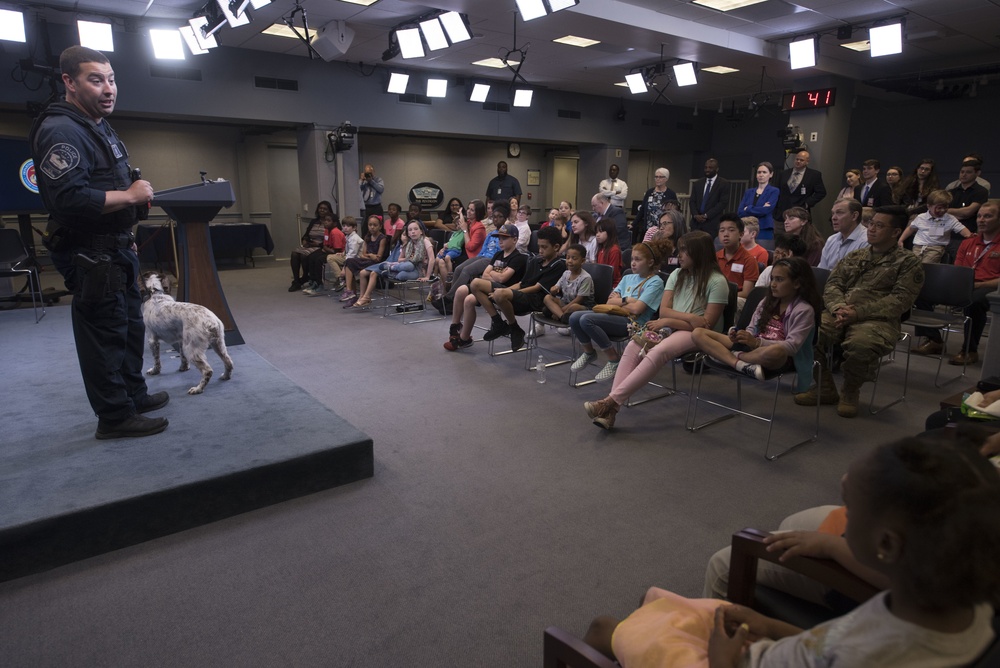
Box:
[29,101,156,423]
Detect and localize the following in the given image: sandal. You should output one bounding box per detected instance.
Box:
[352,297,372,308]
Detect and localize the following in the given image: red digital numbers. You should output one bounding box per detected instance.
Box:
[782,88,836,111]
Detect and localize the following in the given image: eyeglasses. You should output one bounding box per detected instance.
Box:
[869,222,893,231]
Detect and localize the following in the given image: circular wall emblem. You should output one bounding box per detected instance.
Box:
[408,182,444,210]
[20,159,38,194]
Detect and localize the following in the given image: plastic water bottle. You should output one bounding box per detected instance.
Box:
[537,355,546,384]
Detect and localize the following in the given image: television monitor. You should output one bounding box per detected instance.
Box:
[0,135,46,215]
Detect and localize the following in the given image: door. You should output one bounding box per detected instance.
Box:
[266,144,301,259]
[552,156,578,210]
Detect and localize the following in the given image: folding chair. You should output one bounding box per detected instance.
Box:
[0,228,45,323]
[906,263,975,387]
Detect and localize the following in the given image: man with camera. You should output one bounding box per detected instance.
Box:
[29,46,168,439]
[359,163,384,220]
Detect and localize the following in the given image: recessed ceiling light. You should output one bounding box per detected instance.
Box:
[262,24,304,39]
[692,0,767,11]
[840,39,871,52]
[338,0,379,6]
[702,65,739,74]
[553,35,599,48]
[473,57,518,69]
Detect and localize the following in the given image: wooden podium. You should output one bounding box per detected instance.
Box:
[152,179,243,346]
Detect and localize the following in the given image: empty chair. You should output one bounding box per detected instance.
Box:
[0,228,45,323]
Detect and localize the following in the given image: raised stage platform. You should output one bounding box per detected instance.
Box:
[0,307,373,583]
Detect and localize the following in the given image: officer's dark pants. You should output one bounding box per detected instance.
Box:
[53,247,151,421]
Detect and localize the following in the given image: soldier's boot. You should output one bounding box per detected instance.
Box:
[837,373,865,418]
[793,356,839,406]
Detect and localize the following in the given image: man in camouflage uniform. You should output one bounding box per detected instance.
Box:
[794,206,924,417]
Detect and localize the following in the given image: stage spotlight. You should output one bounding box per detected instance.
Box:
[189,16,222,49]
[426,78,448,98]
[0,9,26,43]
[470,83,490,102]
[229,0,252,18]
[397,27,424,59]
[869,22,902,57]
[673,62,697,86]
[387,72,409,94]
[440,12,471,43]
[179,26,210,55]
[548,0,580,11]
[78,20,114,51]
[789,37,816,69]
[216,0,250,28]
[419,18,448,51]
[150,29,186,60]
[515,0,547,22]
[513,88,533,107]
[625,72,647,95]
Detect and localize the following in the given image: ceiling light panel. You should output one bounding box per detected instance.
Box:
[262,24,301,39]
[840,39,871,52]
[473,58,517,69]
[553,35,600,48]
[692,0,767,11]
[702,65,739,74]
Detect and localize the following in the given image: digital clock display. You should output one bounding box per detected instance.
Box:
[781,88,837,111]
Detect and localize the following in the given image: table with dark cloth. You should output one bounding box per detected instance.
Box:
[137,223,274,267]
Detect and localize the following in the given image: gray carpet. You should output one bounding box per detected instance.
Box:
[0,263,967,667]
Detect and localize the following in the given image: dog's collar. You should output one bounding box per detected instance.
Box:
[140,287,163,302]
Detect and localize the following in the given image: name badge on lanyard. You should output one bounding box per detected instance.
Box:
[111,142,122,159]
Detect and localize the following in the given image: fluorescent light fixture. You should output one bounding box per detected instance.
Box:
[549,0,579,10]
[513,89,533,107]
[473,57,517,69]
[426,78,448,98]
[338,0,379,5]
[0,9,26,42]
[553,35,599,48]
[249,0,272,9]
[78,20,114,51]
[789,37,816,69]
[179,26,210,55]
[692,0,767,11]
[673,62,697,86]
[150,29,186,60]
[840,39,871,52]
[470,83,490,102]
[515,0,547,22]
[702,65,739,74]
[439,12,471,43]
[869,22,902,57]
[387,72,409,94]
[396,28,424,59]
[624,72,647,94]
[419,18,449,51]
[216,0,250,28]
[262,24,301,39]
[189,16,220,49]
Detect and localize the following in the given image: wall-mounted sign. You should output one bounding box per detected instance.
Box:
[408,182,444,210]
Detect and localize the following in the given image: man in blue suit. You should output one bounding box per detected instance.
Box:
[689,158,730,239]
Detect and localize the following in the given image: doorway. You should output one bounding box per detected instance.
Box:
[266,144,301,260]
[552,156,578,211]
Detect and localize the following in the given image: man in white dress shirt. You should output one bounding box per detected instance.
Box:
[599,164,628,210]
[818,198,869,270]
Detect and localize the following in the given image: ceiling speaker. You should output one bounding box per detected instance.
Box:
[311,21,355,61]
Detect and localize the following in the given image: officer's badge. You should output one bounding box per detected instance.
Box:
[39,143,81,180]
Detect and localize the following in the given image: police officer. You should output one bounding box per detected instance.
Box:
[794,205,924,418]
[29,46,168,439]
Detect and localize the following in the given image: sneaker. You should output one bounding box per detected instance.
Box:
[483,320,511,341]
[528,324,545,339]
[443,337,473,351]
[341,296,358,308]
[509,326,526,352]
[96,414,169,440]
[556,327,571,336]
[300,281,317,291]
[338,290,356,302]
[595,361,619,383]
[288,280,303,292]
[136,391,169,413]
[303,286,327,296]
[571,351,597,371]
[331,281,345,293]
[740,363,765,381]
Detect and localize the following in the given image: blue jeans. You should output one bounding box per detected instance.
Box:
[569,311,629,350]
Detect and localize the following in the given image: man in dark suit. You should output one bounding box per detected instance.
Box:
[591,192,629,247]
[689,158,730,239]
[854,158,894,208]
[775,150,826,222]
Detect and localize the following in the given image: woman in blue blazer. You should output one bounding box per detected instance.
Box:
[738,161,780,239]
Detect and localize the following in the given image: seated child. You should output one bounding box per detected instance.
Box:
[543,243,595,324]
[897,189,972,264]
[443,223,527,351]
[326,216,364,293]
[595,219,623,285]
[352,221,435,308]
[740,217,770,269]
[755,235,807,287]
[481,226,567,352]
[302,214,344,295]
[717,214,759,303]
[340,216,388,305]
[584,435,1000,667]
[691,257,820,383]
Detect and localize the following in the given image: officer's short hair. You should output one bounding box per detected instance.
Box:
[873,205,909,231]
[60,46,109,79]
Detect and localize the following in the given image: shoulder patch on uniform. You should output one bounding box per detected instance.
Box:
[39,143,81,180]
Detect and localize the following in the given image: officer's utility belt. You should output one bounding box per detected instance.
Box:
[70,230,135,252]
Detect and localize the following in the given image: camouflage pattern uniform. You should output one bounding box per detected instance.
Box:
[819,246,924,385]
